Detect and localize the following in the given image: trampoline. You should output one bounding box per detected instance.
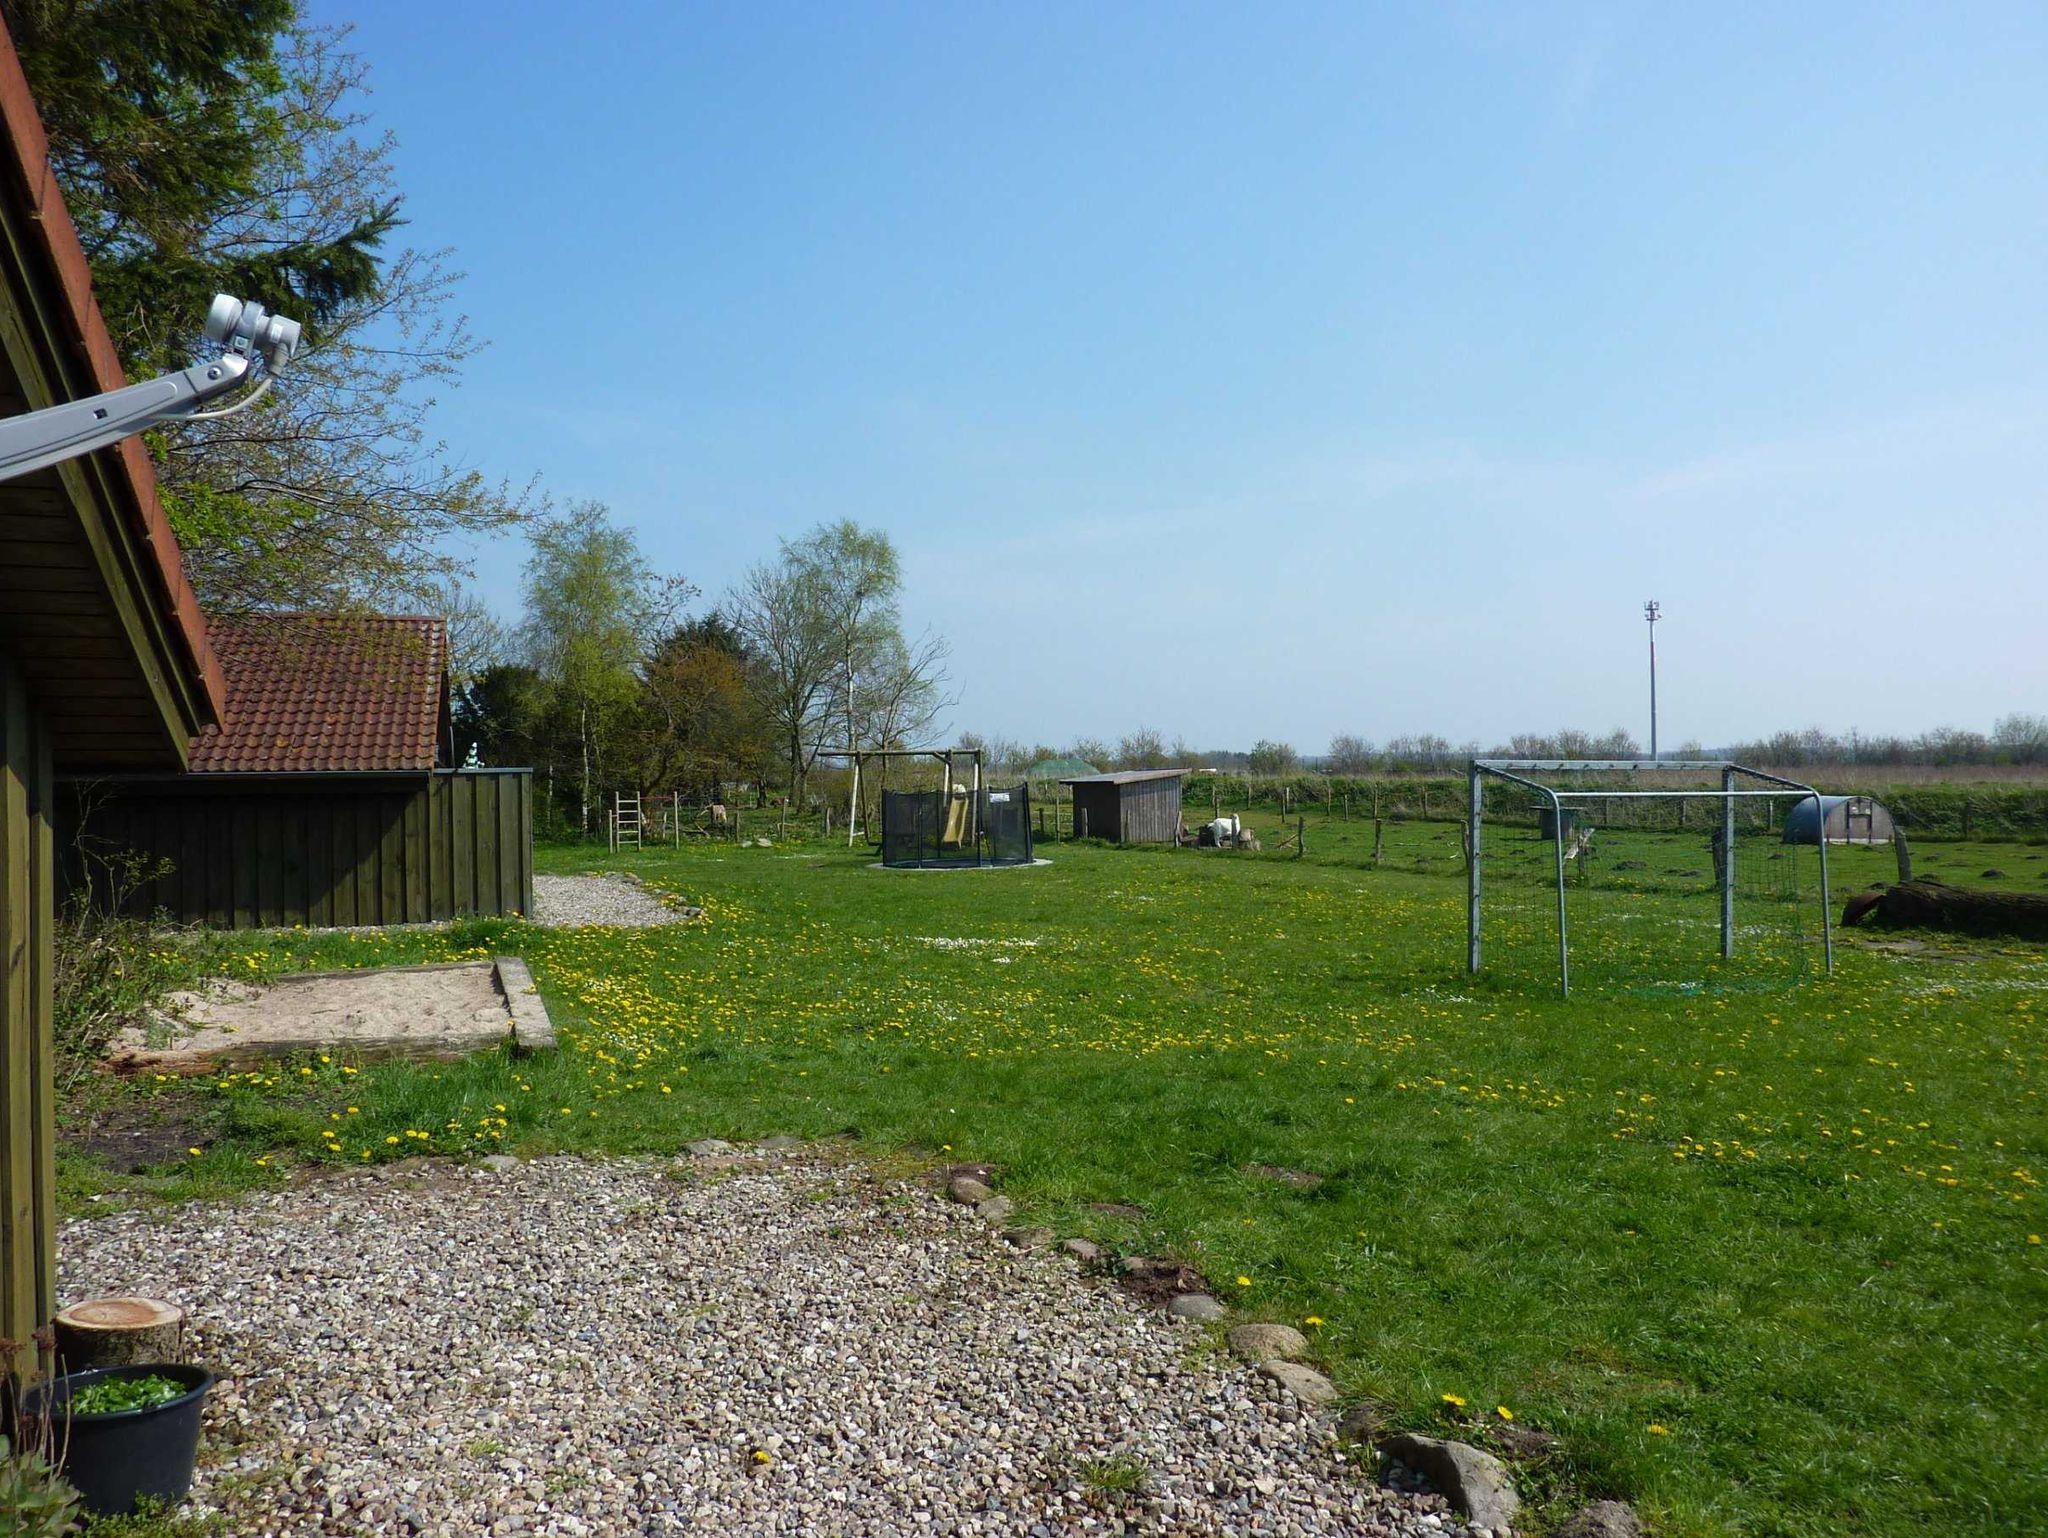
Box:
[881,781,1035,869]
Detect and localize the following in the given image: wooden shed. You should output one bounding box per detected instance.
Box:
[1060,768,1188,844]
[63,613,533,927]
[0,23,225,1378]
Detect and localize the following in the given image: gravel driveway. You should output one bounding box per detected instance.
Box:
[62,1153,1466,1537]
[530,873,694,928]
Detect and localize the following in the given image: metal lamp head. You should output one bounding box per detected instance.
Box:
[203,293,302,369]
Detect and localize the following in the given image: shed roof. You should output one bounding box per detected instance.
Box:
[1027,757,1099,781]
[1057,768,1190,786]
[188,614,447,774]
[0,22,223,766]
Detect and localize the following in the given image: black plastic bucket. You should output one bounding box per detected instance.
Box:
[16,1362,213,1516]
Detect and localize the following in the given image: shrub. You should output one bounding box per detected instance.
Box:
[0,1429,79,1537]
[52,843,225,1089]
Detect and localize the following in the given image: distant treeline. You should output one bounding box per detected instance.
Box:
[961,716,2048,779]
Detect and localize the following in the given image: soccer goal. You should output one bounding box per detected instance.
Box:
[1465,759,1835,997]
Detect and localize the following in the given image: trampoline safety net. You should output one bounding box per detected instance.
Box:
[881,782,1034,868]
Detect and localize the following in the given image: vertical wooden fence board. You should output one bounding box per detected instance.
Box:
[330,796,356,927]
[520,774,534,914]
[306,797,333,928]
[231,799,257,929]
[0,664,55,1380]
[355,796,380,923]
[475,780,500,919]
[452,773,476,916]
[497,774,522,916]
[377,796,404,925]
[255,798,283,926]
[403,791,428,922]
[280,795,309,926]
[428,775,452,920]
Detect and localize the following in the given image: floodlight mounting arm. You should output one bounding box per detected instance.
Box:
[0,292,300,483]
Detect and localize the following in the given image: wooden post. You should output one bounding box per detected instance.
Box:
[1373,819,1384,866]
[1893,825,1914,883]
[1297,815,1305,859]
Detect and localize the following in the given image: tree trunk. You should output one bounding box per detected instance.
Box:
[579,701,592,836]
[54,1297,184,1370]
[1842,879,2048,940]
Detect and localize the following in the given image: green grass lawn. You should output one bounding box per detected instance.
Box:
[89,826,2046,1536]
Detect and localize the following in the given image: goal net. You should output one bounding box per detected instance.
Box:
[1466,760,1835,997]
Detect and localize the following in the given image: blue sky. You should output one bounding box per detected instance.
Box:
[310,1,2048,753]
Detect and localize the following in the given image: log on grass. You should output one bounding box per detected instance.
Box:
[1841,880,2048,941]
[53,1296,185,1369]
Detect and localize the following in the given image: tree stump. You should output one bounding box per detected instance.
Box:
[53,1297,185,1370]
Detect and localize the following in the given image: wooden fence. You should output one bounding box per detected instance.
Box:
[59,768,533,928]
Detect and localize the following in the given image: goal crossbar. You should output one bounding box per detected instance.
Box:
[1466,758,1834,996]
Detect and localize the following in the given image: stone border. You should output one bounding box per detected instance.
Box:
[493,956,556,1053]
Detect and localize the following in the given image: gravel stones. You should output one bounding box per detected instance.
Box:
[1229,1322,1310,1362]
[1166,1294,1227,1322]
[61,1155,1455,1537]
[477,1155,519,1174]
[1379,1433,1522,1531]
[530,873,696,928]
[684,1138,737,1157]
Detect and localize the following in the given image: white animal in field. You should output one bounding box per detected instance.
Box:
[1198,814,1243,847]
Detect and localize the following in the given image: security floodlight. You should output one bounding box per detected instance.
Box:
[0,292,301,482]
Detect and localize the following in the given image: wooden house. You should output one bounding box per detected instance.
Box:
[1059,768,1188,844]
[0,26,225,1376]
[63,613,533,928]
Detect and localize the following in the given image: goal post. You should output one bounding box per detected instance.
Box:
[1465,759,1835,997]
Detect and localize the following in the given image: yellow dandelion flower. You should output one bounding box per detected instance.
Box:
[1647,1423,1669,1436]
[1441,1393,1466,1409]
[1495,1405,1513,1422]
[1235,1275,1252,1287]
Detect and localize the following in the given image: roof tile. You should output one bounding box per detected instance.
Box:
[188,614,446,774]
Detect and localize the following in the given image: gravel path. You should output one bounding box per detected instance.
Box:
[531,873,695,928]
[62,1153,1469,1538]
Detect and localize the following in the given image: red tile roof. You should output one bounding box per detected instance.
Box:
[188,615,447,774]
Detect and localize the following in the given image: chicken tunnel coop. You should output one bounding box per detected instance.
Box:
[823,746,1037,869]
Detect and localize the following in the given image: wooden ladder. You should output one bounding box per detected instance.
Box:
[610,790,643,852]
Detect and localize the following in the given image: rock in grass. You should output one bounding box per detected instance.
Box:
[1060,1238,1103,1264]
[1259,1360,1337,1405]
[1166,1293,1226,1322]
[1334,1402,1387,1444]
[974,1196,1016,1224]
[1227,1322,1308,1362]
[1556,1500,1644,1538]
[686,1139,737,1157]
[1494,1421,1560,1461]
[948,1175,995,1205]
[1005,1226,1055,1252]
[1378,1433,1521,1531]
[1246,1163,1324,1189]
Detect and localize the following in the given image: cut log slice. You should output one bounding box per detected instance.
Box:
[53,1296,185,1369]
